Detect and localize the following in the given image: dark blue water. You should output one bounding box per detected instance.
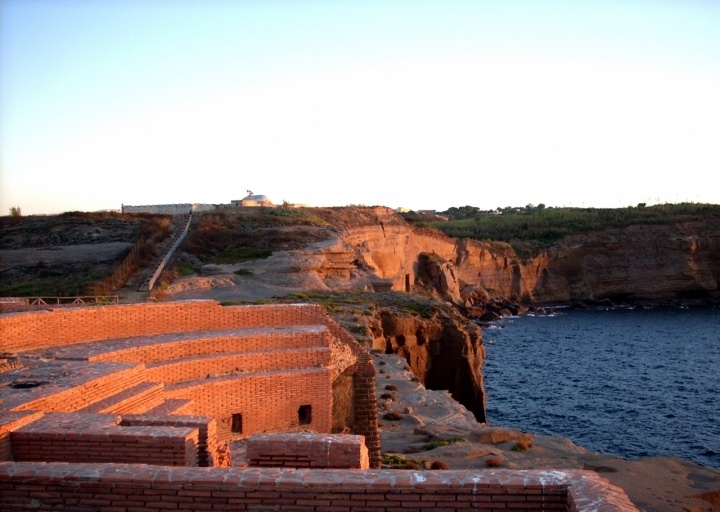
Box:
[483,306,720,470]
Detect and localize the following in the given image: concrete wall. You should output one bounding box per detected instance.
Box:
[121,203,219,214]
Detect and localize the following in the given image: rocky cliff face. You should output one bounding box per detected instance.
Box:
[366,305,487,423]
[308,209,720,306]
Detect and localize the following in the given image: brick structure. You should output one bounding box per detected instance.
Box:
[0,301,638,510]
[0,301,380,467]
[0,463,639,511]
[245,432,369,468]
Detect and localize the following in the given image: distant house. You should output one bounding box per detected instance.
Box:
[231,192,274,208]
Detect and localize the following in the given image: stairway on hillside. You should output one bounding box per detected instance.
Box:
[138,214,192,292]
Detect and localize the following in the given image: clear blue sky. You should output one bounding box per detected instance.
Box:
[2,0,719,215]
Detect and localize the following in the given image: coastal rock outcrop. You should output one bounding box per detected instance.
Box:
[367,306,487,423]
[316,210,720,305]
[169,207,720,308]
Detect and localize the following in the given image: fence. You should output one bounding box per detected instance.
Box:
[0,296,119,313]
[93,237,146,295]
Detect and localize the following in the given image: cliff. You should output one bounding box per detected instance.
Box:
[368,304,486,423]
[273,207,720,306]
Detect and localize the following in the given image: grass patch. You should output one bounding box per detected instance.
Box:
[425,437,467,450]
[212,247,272,264]
[175,264,195,277]
[381,453,422,469]
[427,203,720,251]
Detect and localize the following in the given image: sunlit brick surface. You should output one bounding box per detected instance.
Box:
[0,301,637,510]
[0,463,638,511]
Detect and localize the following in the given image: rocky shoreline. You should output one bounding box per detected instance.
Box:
[373,350,720,512]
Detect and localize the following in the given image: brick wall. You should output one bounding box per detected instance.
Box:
[10,413,199,467]
[142,347,330,383]
[245,433,369,469]
[0,302,332,353]
[89,327,330,364]
[164,368,332,440]
[0,412,43,461]
[120,415,223,467]
[0,463,640,511]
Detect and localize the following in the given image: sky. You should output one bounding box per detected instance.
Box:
[1,0,719,216]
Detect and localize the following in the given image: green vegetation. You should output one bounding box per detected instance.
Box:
[233,268,254,276]
[277,291,443,319]
[407,203,720,252]
[0,212,168,297]
[175,264,195,277]
[181,209,331,264]
[381,453,449,470]
[425,437,467,450]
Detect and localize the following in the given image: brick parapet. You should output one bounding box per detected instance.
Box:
[0,463,640,511]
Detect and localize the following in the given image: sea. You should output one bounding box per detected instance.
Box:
[482,305,720,470]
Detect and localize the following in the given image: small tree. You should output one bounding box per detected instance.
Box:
[9,206,21,217]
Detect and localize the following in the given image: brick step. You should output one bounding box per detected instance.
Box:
[87,326,329,364]
[143,347,331,384]
[143,398,195,416]
[11,363,146,414]
[76,382,165,414]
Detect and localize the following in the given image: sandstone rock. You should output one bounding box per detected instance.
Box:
[370,307,487,423]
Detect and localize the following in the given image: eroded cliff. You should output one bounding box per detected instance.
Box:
[368,305,487,423]
[306,208,720,306]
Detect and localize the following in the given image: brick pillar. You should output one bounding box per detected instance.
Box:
[352,354,381,469]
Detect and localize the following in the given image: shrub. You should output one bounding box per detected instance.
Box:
[382,412,403,421]
[430,460,449,470]
[176,264,195,277]
[512,438,534,452]
[385,384,398,391]
[425,437,466,450]
[233,269,253,276]
[485,457,503,468]
[404,460,422,470]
